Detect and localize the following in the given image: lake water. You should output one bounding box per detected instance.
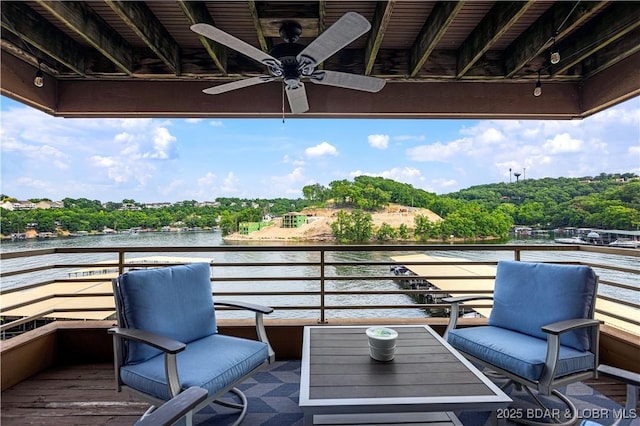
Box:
[1,231,638,319]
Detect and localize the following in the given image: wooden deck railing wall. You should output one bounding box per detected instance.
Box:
[1,244,639,338]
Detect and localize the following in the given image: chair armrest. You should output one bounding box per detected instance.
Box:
[214,300,274,314]
[541,318,601,335]
[597,364,640,387]
[538,318,601,394]
[108,327,186,354]
[443,296,494,339]
[134,387,208,426]
[213,300,275,363]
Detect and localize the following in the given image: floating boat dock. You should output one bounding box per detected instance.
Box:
[390,254,639,335]
[391,254,495,318]
[1,257,213,322]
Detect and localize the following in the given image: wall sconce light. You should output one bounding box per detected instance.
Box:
[550,36,560,64]
[533,70,542,97]
[33,61,44,88]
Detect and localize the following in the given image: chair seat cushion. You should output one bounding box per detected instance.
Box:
[447,326,595,383]
[121,334,269,401]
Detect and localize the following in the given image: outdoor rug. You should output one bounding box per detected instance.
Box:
[194,361,638,426]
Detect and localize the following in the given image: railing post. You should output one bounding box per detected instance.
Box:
[118,251,126,275]
[318,249,327,324]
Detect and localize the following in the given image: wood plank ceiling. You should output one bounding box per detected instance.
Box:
[1,1,639,119]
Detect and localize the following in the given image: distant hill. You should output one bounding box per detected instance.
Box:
[441,173,639,230]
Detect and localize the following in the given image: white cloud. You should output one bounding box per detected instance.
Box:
[368,134,389,149]
[305,141,338,157]
[115,132,135,143]
[406,138,471,161]
[402,99,639,192]
[432,178,457,188]
[478,128,505,144]
[394,135,425,142]
[350,167,425,188]
[197,172,217,187]
[144,127,177,159]
[221,172,240,194]
[120,118,152,129]
[90,155,116,168]
[209,120,224,127]
[542,133,583,154]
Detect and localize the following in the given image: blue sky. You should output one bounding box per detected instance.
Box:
[1,95,638,203]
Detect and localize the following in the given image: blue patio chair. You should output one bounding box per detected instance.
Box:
[444,261,600,426]
[109,263,275,426]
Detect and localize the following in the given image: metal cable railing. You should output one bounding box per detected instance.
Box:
[1,244,638,338]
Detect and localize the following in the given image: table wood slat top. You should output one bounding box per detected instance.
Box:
[299,325,512,417]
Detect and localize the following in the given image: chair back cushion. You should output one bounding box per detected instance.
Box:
[115,263,217,364]
[488,261,597,351]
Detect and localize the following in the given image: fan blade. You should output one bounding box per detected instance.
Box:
[286,83,309,114]
[310,71,385,92]
[297,12,371,66]
[203,76,275,95]
[191,23,281,67]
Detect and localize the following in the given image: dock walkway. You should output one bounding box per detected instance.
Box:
[390,255,640,335]
[1,256,212,322]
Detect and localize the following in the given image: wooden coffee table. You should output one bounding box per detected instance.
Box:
[299,325,511,425]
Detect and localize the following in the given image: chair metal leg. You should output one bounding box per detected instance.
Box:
[511,386,577,426]
[211,387,249,426]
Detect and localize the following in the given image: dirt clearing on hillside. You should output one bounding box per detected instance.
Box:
[224,205,441,242]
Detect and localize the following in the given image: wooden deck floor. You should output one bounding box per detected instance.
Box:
[1,362,637,425]
[1,363,147,425]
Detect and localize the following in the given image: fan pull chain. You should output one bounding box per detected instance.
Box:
[282,82,286,123]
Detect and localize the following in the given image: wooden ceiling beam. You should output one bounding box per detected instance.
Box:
[581,51,640,117]
[0,2,85,75]
[105,1,181,75]
[504,1,607,78]
[177,0,226,75]
[34,0,132,75]
[409,1,464,78]
[364,0,395,76]
[247,0,270,53]
[318,1,326,34]
[581,27,640,79]
[457,1,534,78]
[550,2,640,76]
[0,52,57,114]
[37,79,584,120]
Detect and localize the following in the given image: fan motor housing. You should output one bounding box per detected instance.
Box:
[269,42,305,60]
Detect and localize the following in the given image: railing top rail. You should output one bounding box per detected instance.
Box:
[3,243,639,257]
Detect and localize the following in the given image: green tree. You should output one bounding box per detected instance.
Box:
[398,223,410,240]
[375,222,397,241]
[330,210,373,243]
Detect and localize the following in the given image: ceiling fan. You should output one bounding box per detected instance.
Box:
[191,12,386,114]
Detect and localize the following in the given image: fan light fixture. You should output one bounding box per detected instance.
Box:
[33,61,44,88]
[533,70,542,97]
[550,37,560,64]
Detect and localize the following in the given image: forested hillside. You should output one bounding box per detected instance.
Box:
[2,173,638,238]
[445,173,639,229]
[304,173,639,230]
